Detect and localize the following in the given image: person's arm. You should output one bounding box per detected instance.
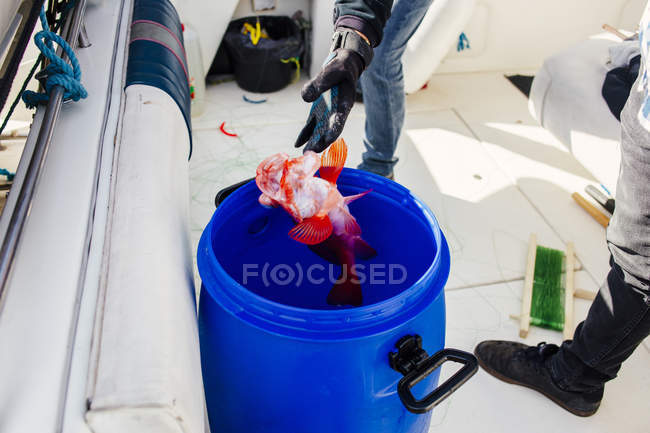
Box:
[294,1,394,153]
[334,0,394,47]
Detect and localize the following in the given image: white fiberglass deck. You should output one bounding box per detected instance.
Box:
[189,72,650,433]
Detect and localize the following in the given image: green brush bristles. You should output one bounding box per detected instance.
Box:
[530,246,565,331]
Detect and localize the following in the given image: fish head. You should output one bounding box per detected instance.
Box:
[255,153,289,201]
[255,151,326,220]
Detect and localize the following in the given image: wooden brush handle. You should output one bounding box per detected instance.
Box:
[564,242,576,340]
[602,24,627,40]
[519,234,537,338]
[572,193,610,228]
[574,288,597,300]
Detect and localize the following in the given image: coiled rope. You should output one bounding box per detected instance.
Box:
[21,6,87,108]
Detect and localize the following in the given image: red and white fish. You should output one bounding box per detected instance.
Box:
[255,138,376,306]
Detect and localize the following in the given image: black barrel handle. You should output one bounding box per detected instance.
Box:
[215,177,254,208]
[389,335,478,414]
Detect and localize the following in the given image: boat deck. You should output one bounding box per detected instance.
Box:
[189,72,650,432]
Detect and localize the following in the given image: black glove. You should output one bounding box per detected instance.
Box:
[295,28,373,153]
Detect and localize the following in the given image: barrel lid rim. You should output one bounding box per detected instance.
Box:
[197,168,448,336]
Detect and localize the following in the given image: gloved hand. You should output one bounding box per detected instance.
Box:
[295,28,373,153]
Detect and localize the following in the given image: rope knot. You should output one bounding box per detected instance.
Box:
[21,7,87,109]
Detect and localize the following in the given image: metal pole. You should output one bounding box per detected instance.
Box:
[0,0,87,310]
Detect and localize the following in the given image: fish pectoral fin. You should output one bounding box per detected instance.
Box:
[289,215,333,245]
[319,138,347,184]
[354,238,377,260]
[258,194,278,208]
[343,189,372,205]
[341,209,362,236]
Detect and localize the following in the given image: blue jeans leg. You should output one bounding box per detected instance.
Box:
[357,0,433,176]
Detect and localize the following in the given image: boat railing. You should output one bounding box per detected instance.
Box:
[0,0,87,312]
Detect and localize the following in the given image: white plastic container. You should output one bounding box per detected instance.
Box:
[183,23,206,117]
[402,0,476,94]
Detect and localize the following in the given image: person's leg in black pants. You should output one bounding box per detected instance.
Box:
[551,65,650,392]
[474,70,650,416]
[551,260,650,393]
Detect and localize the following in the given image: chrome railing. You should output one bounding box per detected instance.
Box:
[0,0,87,311]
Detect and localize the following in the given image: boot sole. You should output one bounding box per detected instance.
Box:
[475,353,598,417]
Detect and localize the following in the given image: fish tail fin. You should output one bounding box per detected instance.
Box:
[343,189,372,205]
[327,265,363,307]
[319,138,347,184]
[289,215,333,245]
[354,238,377,260]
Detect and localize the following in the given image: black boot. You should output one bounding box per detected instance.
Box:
[474,341,603,417]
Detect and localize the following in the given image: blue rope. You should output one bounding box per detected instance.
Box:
[0,2,70,137]
[242,95,267,104]
[457,32,471,52]
[39,7,54,50]
[22,6,87,109]
[0,169,15,181]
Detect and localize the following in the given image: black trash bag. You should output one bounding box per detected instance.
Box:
[602,54,641,121]
[223,16,303,93]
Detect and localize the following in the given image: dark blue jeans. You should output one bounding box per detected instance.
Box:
[357,0,433,176]
[551,73,650,392]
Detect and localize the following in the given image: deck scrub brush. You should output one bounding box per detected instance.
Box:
[530,245,566,331]
[514,234,596,340]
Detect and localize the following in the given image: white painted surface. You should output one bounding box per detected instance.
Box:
[620,0,649,28]
[0,120,26,174]
[1,2,204,431]
[437,280,650,433]
[309,0,335,77]
[61,0,132,431]
[529,35,622,192]
[403,0,476,93]
[394,109,571,289]
[412,72,612,287]
[437,0,646,73]
[0,0,22,63]
[86,85,202,433]
[232,0,309,19]
[171,0,239,76]
[308,0,645,81]
[0,1,41,124]
[0,1,128,432]
[184,24,206,117]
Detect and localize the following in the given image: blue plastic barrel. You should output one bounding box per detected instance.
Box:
[198,168,477,433]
